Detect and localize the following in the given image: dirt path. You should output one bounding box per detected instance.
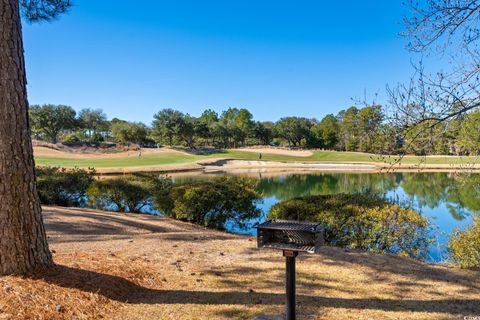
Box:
[1,206,478,319]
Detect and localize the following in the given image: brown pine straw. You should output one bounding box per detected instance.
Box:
[0,253,159,320]
[1,206,480,319]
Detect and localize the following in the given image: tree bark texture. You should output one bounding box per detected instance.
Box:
[0,0,52,274]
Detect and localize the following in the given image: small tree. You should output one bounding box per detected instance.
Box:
[29,104,77,143]
[449,216,480,268]
[78,108,107,140]
[178,115,196,148]
[337,107,360,151]
[154,176,261,229]
[151,108,184,146]
[87,176,151,213]
[36,167,95,206]
[254,121,274,145]
[197,109,219,146]
[275,117,313,147]
[314,114,339,150]
[111,120,148,145]
[457,110,480,155]
[358,105,383,153]
[269,194,430,259]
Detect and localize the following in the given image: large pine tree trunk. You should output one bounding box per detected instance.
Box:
[0,0,52,275]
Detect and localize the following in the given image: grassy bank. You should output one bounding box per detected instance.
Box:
[34,148,479,169]
[35,153,205,168]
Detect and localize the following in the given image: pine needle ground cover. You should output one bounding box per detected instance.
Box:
[1,206,479,319]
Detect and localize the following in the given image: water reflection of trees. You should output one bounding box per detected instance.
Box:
[401,173,450,209]
[258,173,401,200]
[257,172,480,221]
[401,173,480,218]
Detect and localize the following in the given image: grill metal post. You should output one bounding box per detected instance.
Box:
[284,250,298,320]
[256,220,324,320]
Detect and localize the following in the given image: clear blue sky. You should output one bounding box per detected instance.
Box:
[22,0,438,123]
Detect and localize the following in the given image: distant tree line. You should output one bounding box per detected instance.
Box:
[29,103,480,155]
[29,104,153,146]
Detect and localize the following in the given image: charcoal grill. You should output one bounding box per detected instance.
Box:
[256,219,324,320]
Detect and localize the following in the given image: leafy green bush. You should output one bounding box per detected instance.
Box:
[87,176,151,213]
[36,167,96,206]
[153,176,262,229]
[90,132,104,142]
[449,216,480,268]
[62,133,81,143]
[149,175,174,212]
[269,193,430,259]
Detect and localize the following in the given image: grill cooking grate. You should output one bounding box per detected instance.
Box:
[256,219,324,253]
[256,219,323,232]
[262,242,316,253]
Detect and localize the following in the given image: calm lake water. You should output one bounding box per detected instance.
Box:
[172,171,479,263]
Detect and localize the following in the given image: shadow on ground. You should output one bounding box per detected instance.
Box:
[32,264,480,315]
[242,246,480,293]
[43,207,233,243]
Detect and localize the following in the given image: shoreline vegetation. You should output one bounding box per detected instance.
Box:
[34,144,480,174]
[1,205,478,319]
[33,166,480,268]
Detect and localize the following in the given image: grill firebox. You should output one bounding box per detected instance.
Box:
[256,219,324,253]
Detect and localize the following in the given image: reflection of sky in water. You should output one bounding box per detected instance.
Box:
[385,188,474,262]
[225,174,477,264]
[107,172,478,264]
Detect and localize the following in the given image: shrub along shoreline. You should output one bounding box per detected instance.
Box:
[268,194,431,259]
[35,167,480,268]
[36,167,262,230]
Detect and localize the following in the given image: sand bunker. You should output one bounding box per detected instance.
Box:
[33,146,190,159]
[236,147,314,157]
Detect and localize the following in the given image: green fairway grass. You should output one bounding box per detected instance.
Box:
[35,153,203,168]
[34,149,479,168]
